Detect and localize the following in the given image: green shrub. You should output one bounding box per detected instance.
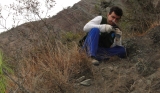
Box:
[0,51,13,93]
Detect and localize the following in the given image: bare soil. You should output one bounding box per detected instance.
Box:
[73,25,160,93]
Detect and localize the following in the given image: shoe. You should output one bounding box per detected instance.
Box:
[90,56,100,66]
[91,59,100,66]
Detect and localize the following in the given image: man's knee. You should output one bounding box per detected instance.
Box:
[90,28,100,34]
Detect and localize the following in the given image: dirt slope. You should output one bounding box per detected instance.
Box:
[73,25,160,93]
[0,0,159,92]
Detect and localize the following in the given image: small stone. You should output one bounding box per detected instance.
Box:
[108,66,114,71]
[76,76,85,83]
[80,79,91,86]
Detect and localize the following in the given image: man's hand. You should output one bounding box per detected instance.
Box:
[115,28,122,38]
[105,24,115,33]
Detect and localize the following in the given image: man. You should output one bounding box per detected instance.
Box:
[80,6,126,65]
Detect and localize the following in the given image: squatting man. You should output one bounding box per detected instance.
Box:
[79,6,127,65]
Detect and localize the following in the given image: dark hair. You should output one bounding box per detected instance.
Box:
[109,6,123,17]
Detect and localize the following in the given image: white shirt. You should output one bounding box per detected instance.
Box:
[83,16,122,47]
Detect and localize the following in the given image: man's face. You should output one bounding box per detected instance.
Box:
[107,11,121,26]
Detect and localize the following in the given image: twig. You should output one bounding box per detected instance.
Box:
[3,69,30,93]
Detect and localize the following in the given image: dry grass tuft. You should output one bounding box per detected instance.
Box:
[5,28,91,92]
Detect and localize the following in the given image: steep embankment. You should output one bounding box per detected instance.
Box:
[0,0,160,92]
[0,0,96,58]
[74,25,160,93]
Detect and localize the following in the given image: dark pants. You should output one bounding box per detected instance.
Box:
[82,28,126,61]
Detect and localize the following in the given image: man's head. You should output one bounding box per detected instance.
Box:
[107,6,123,26]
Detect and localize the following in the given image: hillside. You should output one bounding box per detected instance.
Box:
[74,25,160,93]
[0,0,160,93]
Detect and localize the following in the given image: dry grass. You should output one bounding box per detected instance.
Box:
[4,20,159,93]
[3,21,160,93]
[2,0,159,92]
[150,21,160,29]
[4,27,92,93]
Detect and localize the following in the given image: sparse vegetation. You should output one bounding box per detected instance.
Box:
[0,51,7,93]
[0,0,160,93]
[0,50,13,93]
[3,27,92,92]
[121,0,160,34]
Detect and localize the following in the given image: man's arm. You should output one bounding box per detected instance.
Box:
[83,16,114,33]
